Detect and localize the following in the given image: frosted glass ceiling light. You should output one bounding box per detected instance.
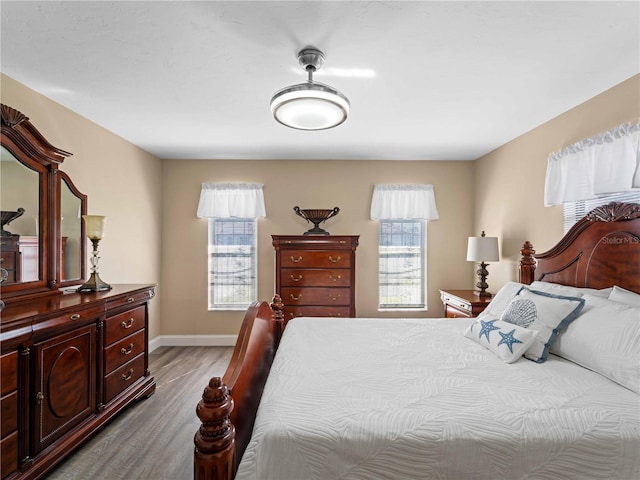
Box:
[271,48,350,130]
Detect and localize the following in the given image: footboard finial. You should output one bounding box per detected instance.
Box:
[519,241,536,285]
[194,377,236,480]
[271,293,285,336]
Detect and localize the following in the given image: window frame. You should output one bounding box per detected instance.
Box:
[207,217,258,311]
[377,219,427,311]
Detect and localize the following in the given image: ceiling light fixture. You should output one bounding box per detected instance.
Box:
[271,47,350,131]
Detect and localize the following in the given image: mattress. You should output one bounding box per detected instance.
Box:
[235,317,640,480]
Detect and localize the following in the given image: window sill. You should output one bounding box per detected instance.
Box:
[378,307,428,312]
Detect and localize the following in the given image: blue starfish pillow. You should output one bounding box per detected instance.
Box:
[464,317,539,363]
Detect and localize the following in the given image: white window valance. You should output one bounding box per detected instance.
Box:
[370,184,439,220]
[196,183,266,218]
[544,121,640,206]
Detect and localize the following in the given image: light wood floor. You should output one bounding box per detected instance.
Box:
[45,346,233,480]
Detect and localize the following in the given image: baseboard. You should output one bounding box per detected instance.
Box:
[148,335,238,352]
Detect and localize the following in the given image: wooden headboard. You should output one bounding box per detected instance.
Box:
[519,202,640,294]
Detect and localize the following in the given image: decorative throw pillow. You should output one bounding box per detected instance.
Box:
[608,285,640,307]
[500,288,585,363]
[464,317,538,363]
[552,294,640,393]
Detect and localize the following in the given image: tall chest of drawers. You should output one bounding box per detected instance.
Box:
[273,235,359,322]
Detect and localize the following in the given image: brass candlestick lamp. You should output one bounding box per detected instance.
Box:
[77,215,112,293]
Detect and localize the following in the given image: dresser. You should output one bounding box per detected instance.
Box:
[273,235,358,322]
[439,289,492,318]
[0,284,156,480]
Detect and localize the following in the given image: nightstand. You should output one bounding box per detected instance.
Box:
[439,289,492,318]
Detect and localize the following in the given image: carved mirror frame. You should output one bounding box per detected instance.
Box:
[0,104,87,303]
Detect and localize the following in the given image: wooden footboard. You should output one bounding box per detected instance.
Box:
[194,295,284,480]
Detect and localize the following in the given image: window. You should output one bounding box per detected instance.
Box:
[563,191,640,233]
[208,218,257,310]
[378,219,426,309]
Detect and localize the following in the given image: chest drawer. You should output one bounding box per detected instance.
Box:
[445,304,473,319]
[281,250,351,268]
[285,306,351,321]
[1,391,17,438]
[1,431,17,479]
[0,352,17,396]
[39,304,104,331]
[104,353,145,403]
[281,287,351,306]
[105,305,145,345]
[104,329,146,374]
[0,252,16,270]
[280,268,350,287]
[107,288,155,310]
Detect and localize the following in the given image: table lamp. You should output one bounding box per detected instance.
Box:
[77,215,112,292]
[467,231,499,297]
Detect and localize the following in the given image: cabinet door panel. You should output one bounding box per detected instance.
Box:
[32,324,96,453]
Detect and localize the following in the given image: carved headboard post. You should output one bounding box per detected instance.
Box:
[519,241,536,285]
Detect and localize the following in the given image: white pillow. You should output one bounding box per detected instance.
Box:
[529,280,611,298]
[476,282,525,322]
[608,285,640,307]
[500,287,585,363]
[551,294,640,393]
[464,317,538,363]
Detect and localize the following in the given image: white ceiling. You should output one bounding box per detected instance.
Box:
[1,1,638,161]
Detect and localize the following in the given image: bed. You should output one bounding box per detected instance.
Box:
[194,201,640,480]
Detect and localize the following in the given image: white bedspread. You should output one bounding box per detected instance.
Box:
[235,318,640,480]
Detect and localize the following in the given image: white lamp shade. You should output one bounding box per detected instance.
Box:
[83,215,107,240]
[271,82,349,130]
[467,235,499,262]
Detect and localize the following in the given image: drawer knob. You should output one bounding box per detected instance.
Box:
[121,343,134,355]
[36,391,44,405]
[127,297,134,303]
[328,255,341,263]
[70,313,81,321]
[121,318,135,329]
[328,294,341,301]
[290,274,303,282]
[289,293,302,301]
[290,256,303,263]
[328,274,341,282]
[121,369,134,381]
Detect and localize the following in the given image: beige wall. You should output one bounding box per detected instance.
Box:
[4,71,637,341]
[474,75,640,289]
[1,74,163,339]
[161,159,475,335]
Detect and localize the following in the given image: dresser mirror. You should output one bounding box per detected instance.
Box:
[0,104,86,303]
